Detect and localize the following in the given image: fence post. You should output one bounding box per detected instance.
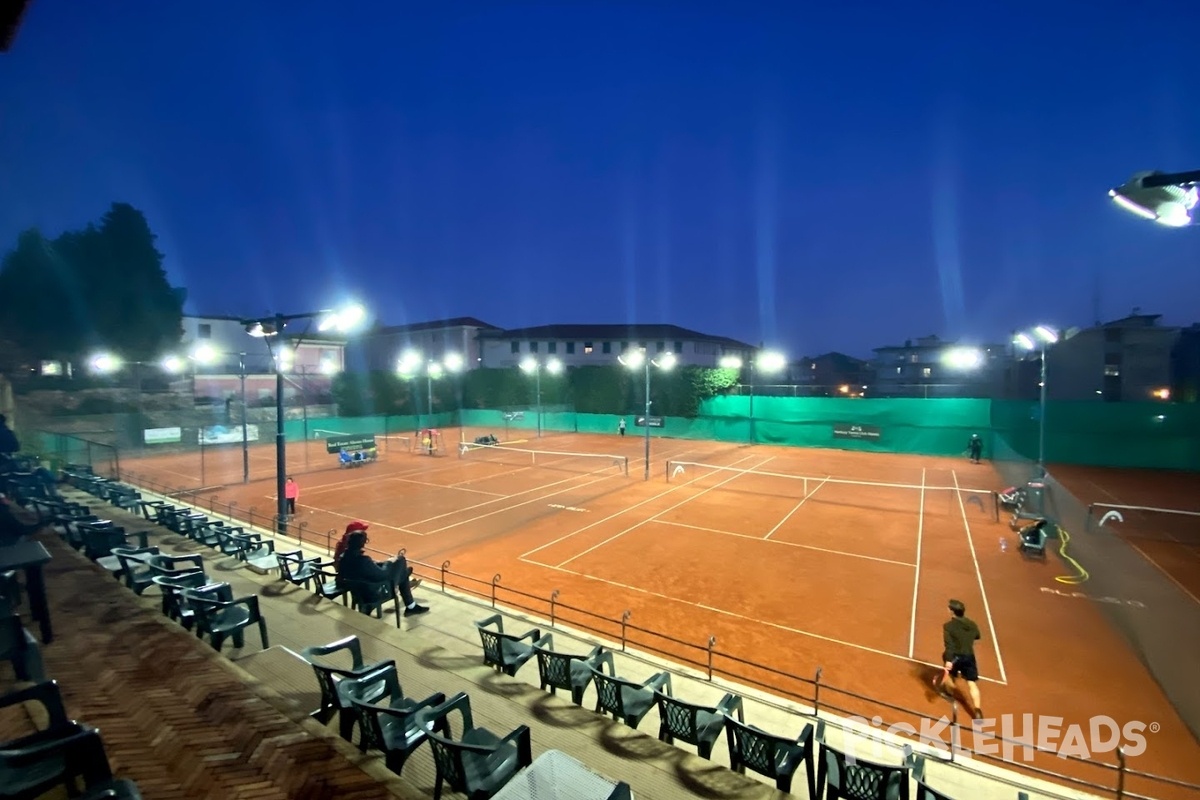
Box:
[706,636,716,680]
[490,574,501,608]
[209,495,218,513]
[229,501,239,523]
[297,521,309,545]
[1116,747,1126,800]
[325,528,335,554]
[949,702,958,763]
[813,667,823,714]
[249,507,257,529]
[440,561,450,592]
[550,590,560,627]
[620,610,631,652]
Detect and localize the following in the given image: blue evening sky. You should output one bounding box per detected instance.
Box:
[2,1,1198,358]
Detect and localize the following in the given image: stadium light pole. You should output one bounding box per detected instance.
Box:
[242,304,366,533]
[1014,326,1059,478]
[520,356,563,438]
[188,344,250,484]
[719,350,787,437]
[1108,169,1200,227]
[619,348,676,481]
[397,351,465,430]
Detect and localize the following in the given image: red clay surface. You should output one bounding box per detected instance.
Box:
[120,429,1200,798]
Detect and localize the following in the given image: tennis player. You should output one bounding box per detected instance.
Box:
[284,476,299,515]
[935,599,984,720]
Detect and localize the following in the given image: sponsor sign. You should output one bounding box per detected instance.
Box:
[143,427,182,445]
[503,412,526,421]
[325,434,377,454]
[833,423,881,441]
[635,416,664,428]
[199,424,259,446]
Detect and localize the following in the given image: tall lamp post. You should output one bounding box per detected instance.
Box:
[520,356,563,438]
[719,350,787,437]
[618,348,676,481]
[397,350,465,429]
[241,304,365,532]
[188,344,251,484]
[1014,325,1059,478]
[1109,169,1199,227]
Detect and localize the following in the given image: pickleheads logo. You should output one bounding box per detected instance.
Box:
[844,714,1156,762]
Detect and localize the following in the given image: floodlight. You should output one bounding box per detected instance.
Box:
[245,322,278,337]
[319,359,339,376]
[318,303,367,333]
[546,358,563,374]
[719,355,744,370]
[655,351,677,370]
[427,362,444,378]
[1109,172,1197,228]
[618,350,645,369]
[444,352,465,372]
[397,349,422,374]
[1013,333,1036,351]
[89,353,120,373]
[756,350,787,373]
[191,343,218,364]
[520,356,537,373]
[161,355,185,373]
[942,347,984,370]
[1034,325,1059,344]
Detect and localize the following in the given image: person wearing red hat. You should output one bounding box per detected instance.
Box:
[335,521,428,616]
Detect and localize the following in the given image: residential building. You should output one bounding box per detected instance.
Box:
[182,314,345,404]
[1170,323,1200,403]
[1030,311,1179,402]
[869,335,1009,398]
[791,352,870,397]
[344,317,498,372]
[477,324,755,369]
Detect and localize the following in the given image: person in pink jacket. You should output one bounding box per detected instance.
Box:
[284,476,299,515]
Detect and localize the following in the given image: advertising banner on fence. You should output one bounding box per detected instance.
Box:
[199,424,259,446]
[143,427,182,445]
[833,423,882,441]
[503,411,525,421]
[635,416,664,428]
[325,434,376,453]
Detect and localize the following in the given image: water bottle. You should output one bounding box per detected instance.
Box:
[1000,537,1008,552]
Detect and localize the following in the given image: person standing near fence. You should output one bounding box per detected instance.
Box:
[934,599,984,720]
[284,476,299,515]
[967,434,983,464]
[0,415,18,466]
[618,418,626,437]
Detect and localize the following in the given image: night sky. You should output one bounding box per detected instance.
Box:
[2,2,1198,358]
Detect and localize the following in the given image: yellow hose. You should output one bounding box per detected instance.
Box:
[1054,527,1089,585]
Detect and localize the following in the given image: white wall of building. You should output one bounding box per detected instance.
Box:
[479,336,752,369]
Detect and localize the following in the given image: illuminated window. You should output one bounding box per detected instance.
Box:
[922,367,932,378]
[1104,365,1120,377]
[583,342,593,354]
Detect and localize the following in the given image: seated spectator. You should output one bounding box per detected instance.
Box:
[336,524,428,617]
[0,495,41,546]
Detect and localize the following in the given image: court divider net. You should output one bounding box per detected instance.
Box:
[459,441,629,477]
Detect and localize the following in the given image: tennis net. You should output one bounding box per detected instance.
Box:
[665,459,999,520]
[1087,502,1200,545]
[459,442,629,477]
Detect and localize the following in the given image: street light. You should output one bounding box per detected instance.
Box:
[1014,325,1059,477]
[520,356,563,438]
[718,349,787,431]
[88,353,121,374]
[619,348,676,481]
[241,303,366,532]
[397,351,465,429]
[1109,170,1200,227]
[190,344,251,484]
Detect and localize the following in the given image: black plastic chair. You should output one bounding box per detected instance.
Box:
[725,714,816,797]
[301,636,395,741]
[183,582,269,652]
[0,614,44,682]
[590,667,672,730]
[656,689,743,759]
[475,614,548,677]
[816,742,910,800]
[532,636,612,705]
[915,780,955,800]
[417,692,532,800]
[349,662,447,775]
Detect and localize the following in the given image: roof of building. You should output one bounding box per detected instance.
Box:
[478,323,755,349]
[872,335,1007,354]
[365,317,500,335]
[799,351,869,366]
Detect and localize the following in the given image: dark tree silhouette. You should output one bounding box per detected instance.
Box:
[0,203,185,364]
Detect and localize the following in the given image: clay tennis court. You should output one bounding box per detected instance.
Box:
[119,430,1200,798]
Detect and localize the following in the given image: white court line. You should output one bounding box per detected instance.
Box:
[421,472,621,536]
[290,503,420,535]
[1124,539,1200,607]
[391,477,505,497]
[557,457,776,569]
[521,559,1007,686]
[952,469,1007,683]
[655,519,916,567]
[907,467,926,659]
[520,453,762,561]
[763,476,829,540]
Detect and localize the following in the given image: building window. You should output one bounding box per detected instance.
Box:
[909,354,919,363]
[584,342,593,354]
[922,367,932,378]
[547,341,557,354]
[198,324,212,339]
[621,342,630,352]
[566,342,575,355]
[602,342,611,354]
[1104,365,1120,377]
[896,367,902,374]
[674,341,682,353]
[656,341,665,353]
[530,341,539,353]
[510,341,520,354]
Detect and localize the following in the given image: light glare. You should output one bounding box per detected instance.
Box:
[161,355,184,373]
[90,353,120,373]
[444,352,465,372]
[618,350,646,369]
[756,350,787,373]
[942,346,984,370]
[719,355,743,370]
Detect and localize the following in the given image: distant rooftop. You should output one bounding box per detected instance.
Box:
[479,323,754,350]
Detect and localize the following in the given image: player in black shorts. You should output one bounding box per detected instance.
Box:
[935,598,984,719]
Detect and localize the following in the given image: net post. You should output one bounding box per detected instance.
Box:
[665,460,671,482]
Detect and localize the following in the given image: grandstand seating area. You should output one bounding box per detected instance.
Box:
[0,457,1111,798]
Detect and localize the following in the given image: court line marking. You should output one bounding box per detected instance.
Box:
[420,472,622,536]
[907,467,926,659]
[407,471,617,529]
[520,453,762,561]
[520,558,1007,686]
[1124,539,1200,607]
[654,519,916,567]
[291,504,421,536]
[763,476,829,540]
[952,469,1007,684]
[391,477,505,497]
[557,457,777,569]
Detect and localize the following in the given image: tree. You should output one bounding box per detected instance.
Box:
[0,203,184,363]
